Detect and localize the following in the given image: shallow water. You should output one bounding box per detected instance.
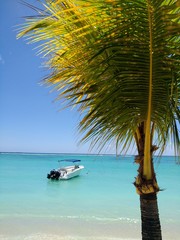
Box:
[0,153,179,239]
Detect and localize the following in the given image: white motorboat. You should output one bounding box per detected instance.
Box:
[47,159,84,180]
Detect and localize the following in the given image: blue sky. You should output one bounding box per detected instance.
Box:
[0,0,91,154]
[0,0,176,155]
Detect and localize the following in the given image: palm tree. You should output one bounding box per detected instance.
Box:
[17,0,180,239]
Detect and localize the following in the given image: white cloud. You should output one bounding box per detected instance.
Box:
[0,54,5,64]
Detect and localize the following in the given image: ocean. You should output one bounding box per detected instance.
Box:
[0,153,179,240]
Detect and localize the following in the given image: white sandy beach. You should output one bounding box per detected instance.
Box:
[0,216,179,240]
[0,217,140,239]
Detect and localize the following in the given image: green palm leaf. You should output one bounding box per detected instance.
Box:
[17,0,180,160]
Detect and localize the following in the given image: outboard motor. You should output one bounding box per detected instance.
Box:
[55,171,60,180]
[50,170,56,175]
[51,172,57,179]
[47,169,57,179]
[47,169,61,180]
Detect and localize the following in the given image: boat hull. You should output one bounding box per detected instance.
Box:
[47,165,84,180]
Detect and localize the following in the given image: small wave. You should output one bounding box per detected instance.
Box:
[0,214,139,224]
[89,216,139,224]
[0,234,139,240]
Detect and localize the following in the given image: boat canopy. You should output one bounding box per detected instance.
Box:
[58,159,81,163]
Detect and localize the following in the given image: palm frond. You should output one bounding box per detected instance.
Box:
[17,0,180,155]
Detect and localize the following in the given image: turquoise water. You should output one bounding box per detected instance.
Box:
[0,153,179,240]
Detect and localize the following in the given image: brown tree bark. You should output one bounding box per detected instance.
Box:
[140,193,162,240]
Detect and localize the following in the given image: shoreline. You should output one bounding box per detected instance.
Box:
[0,216,141,237]
[0,216,179,240]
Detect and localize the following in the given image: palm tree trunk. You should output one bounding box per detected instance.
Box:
[134,123,162,239]
[140,193,162,240]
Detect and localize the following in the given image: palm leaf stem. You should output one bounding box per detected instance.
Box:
[144,0,153,180]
